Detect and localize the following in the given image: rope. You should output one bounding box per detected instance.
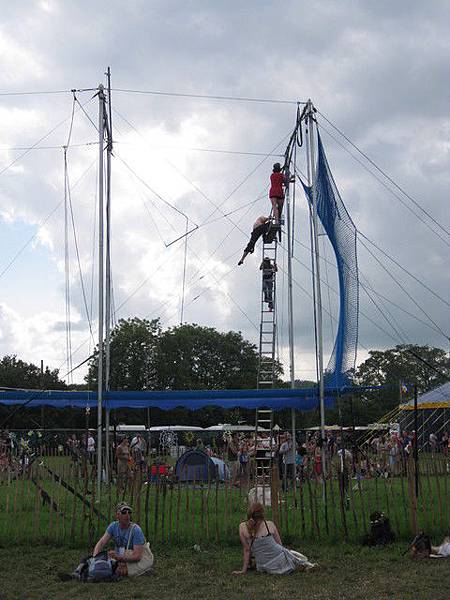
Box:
[0,95,95,179]
[0,88,96,96]
[317,109,450,242]
[65,154,96,344]
[357,235,448,341]
[113,140,284,158]
[317,121,450,249]
[63,148,73,384]
[0,141,98,151]
[357,230,450,309]
[112,88,304,105]
[0,157,97,281]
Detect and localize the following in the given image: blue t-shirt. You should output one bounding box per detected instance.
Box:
[106,522,145,552]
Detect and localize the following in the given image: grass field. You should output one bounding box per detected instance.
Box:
[0,542,447,600]
[1,453,449,549]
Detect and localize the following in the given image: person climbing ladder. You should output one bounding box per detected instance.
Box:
[260,257,277,311]
[269,163,286,224]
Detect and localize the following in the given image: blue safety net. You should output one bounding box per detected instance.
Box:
[301,132,359,389]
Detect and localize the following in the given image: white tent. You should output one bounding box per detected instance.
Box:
[149,425,204,432]
[204,423,262,432]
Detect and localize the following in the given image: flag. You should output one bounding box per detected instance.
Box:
[400,381,409,396]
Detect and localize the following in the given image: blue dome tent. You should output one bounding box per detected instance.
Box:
[175,449,228,482]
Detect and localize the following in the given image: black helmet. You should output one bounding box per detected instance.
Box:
[273,162,281,172]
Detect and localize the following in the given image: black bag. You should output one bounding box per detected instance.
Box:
[363,511,395,546]
[408,532,432,558]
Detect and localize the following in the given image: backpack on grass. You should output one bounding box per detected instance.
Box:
[362,511,395,546]
[408,532,432,559]
[73,551,119,583]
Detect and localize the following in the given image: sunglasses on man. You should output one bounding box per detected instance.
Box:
[120,508,132,515]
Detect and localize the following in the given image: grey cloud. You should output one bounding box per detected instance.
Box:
[0,0,447,383]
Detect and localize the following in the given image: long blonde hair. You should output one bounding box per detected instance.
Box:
[246,502,265,537]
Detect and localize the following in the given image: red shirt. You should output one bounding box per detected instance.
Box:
[269,172,285,198]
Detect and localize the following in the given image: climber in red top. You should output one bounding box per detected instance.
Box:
[269,163,286,223]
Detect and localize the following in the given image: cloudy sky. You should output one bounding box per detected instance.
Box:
[0,0,448,385]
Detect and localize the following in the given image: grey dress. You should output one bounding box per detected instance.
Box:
[251,521,314,575]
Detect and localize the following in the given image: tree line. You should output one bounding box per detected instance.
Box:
[0,316,448,429]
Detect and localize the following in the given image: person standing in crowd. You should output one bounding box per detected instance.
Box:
[296,442,307,481]
[279,432,295,491]
[227,433,240,486]
[314,438,323,481]
[238,439,250,483]
[269,163,286,223]
[87,432,96,465]
[116,437,131,493]
[326,432,336,457]
[388,439,400,476]
[260,257,277,311]
[441,431,449,456]
[67,434,81,476]
[238,216,271,265]
[130,433,147,477]
[377,436,389,477]
[429,432,438,453]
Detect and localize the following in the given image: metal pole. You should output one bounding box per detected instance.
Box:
[104,68,113,483]
[97,84,105,496]
[413,383,419,499]
[285,173,295,389]
[40,360,45,433]
[180,216,188,324]
[285,129,296,461]
[307,100,326,450]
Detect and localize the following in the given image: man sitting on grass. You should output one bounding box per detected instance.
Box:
[93,501,145,576]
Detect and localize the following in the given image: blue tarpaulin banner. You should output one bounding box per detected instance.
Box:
[0,386,382,411]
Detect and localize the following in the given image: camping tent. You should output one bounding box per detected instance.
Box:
[174,449,228,482]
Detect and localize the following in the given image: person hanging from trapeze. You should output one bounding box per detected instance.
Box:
[238,216,271,265]
[260,256,277,311]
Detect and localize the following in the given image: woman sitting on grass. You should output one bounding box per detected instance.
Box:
[233,502,317,575]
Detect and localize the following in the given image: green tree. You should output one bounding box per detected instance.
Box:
[355,344,449,392]
[154,323,283,390]
[351,344,450,420]
[0,355,65,389]
[86,317,161,390]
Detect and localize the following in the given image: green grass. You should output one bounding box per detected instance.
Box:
[0,542,448,600]
[1,454,449,549]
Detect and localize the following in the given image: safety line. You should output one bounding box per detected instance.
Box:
[112,88,305,105]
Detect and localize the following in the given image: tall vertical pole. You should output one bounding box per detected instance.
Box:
[180,216,188,324]
[413,383,419,498]
[40,359,45,434]
[307,100,326,447]
[104,68,113,482]
[97,84,105,495]
[285,125,296,453]
[285,174,295,390]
